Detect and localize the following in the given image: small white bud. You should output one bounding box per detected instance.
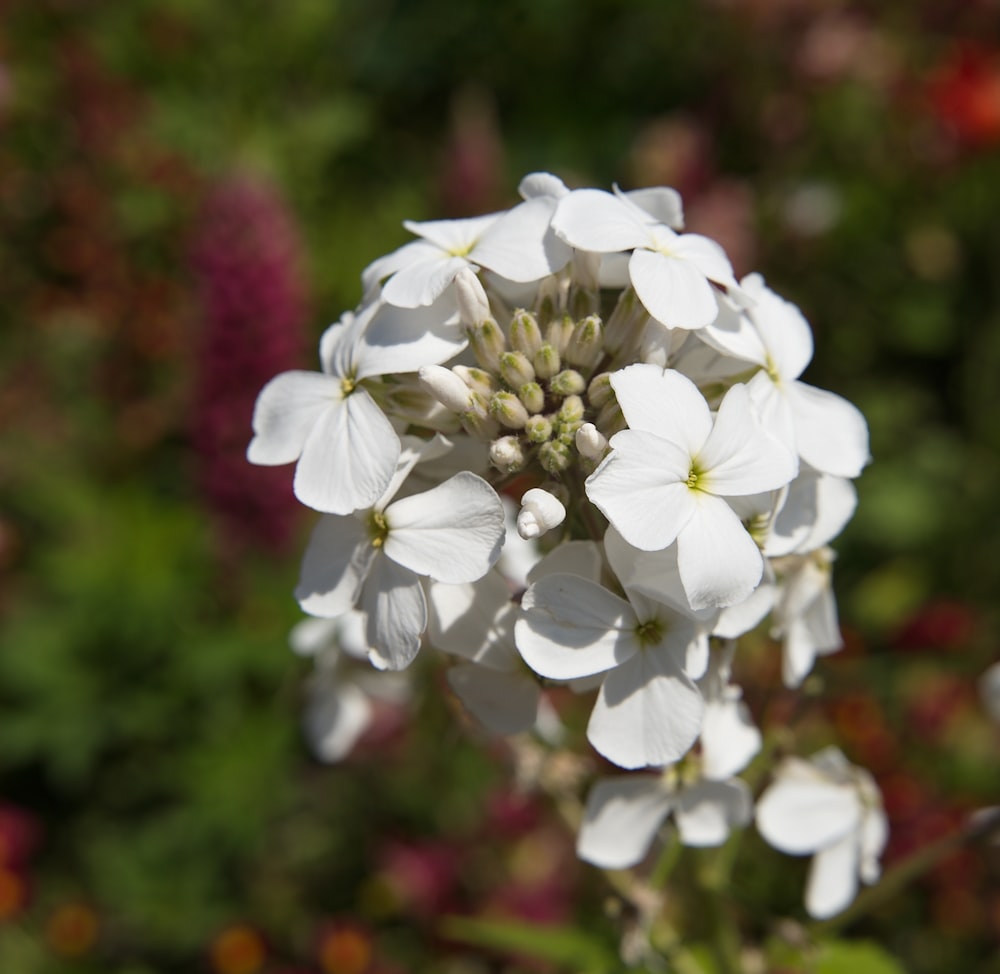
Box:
[455,267,492,326]
[418,365,473,413]
[489,436,525,473]
[490,391,530,429]
[575,422,608,459]
[516,488,567,540]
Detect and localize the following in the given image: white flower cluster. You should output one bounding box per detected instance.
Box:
[249,172,885,918]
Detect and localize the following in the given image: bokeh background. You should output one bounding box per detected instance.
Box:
[1,1,999,971]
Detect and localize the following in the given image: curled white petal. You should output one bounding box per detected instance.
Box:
[516,488,567,540]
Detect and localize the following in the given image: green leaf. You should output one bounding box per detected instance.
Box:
[816,939,907,974]
[440,915,619,973]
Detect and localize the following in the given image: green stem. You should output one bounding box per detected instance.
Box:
[812,806,1000,935]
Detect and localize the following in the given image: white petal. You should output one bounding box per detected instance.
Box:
[672,233,739,289]
[295,515,376,617]
[247,371,341,466]
[304,681,373,763]
[427,572,513,663]
[516,575,639,680]
[473,196,571,281]
[404,213,499,253]
[289,617,339,657]
[629,248,720,330]
[741,273,814,381]
[361,239,438,297]
[358,294,465,376]
[676,495,765,610]
[551,188,651,253]
[674,778,753,847]
[381,254,471,308]
[447,663,540,735]
[362,556,427,671]
[577,777,673,869]
[526,539,603,585]
[586,431,696,552]
[518,171,569,200]
[698,383,798,497]
[588,649,704,769]
[756,772,860,855]
[700,697,762,779]
[294,389,400,514]
[713,582,777,638]
[805,833,859,919]
[385,472,504,583]
[697,299,768,366]
[787,381,870,478]
[620,186,684,229]
[610,364,712,451]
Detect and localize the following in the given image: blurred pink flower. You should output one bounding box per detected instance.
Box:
[190,174,310,555]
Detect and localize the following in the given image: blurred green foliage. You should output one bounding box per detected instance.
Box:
[1,0,999,971]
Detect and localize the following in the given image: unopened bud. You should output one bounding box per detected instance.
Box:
[546,315,576,354]
[509,309,543,357]
[455,267,492,326]
[490,391,530,429]
[549,369,586,397]
[565,315,605,373]
[469,318,507,374]
[516,488,567,540]
[596,399,625,436]
[519,381,545,415]
[525,414,553,443]
[557,394,584,426]
[453,365,496,398]
[499,351,535,389]
[533,343,561,380]
[575,422,608,459]
[489,436,525,473]
[587,372,614,408]
[538,440,572,474]
[418,365,473,413]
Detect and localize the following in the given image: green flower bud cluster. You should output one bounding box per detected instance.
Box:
[455,306,620,478]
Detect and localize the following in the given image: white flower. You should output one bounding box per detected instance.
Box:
[290,612,408,763]
[586,364,797,609]
[248,299,464,514]
[516,572,707,769]
[702,274,870,478]
[364,187,571,308]
[756,747,888,919]
[551,187,741,330]
[577,771,752,869]
[295,448,505,671]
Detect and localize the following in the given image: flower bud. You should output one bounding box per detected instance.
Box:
[455,267,492,326]
[533,343,561,380]
[469,318,507,374]
[549,369,586,397]
[499,351,535,389]
[489,435,525,473]
[490,391,530,429]
[587,372,614,408]
[575,422,608,459]
[557,394,584,426]
[546,315,575,355]
[509,309,543,357]
[519,381,545,415]
[516,487,567,540]
[453,365,496,398]
[525,414,553,443]
[418,365,473,413]
[564,314,605,373]
[539,440,571,474]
